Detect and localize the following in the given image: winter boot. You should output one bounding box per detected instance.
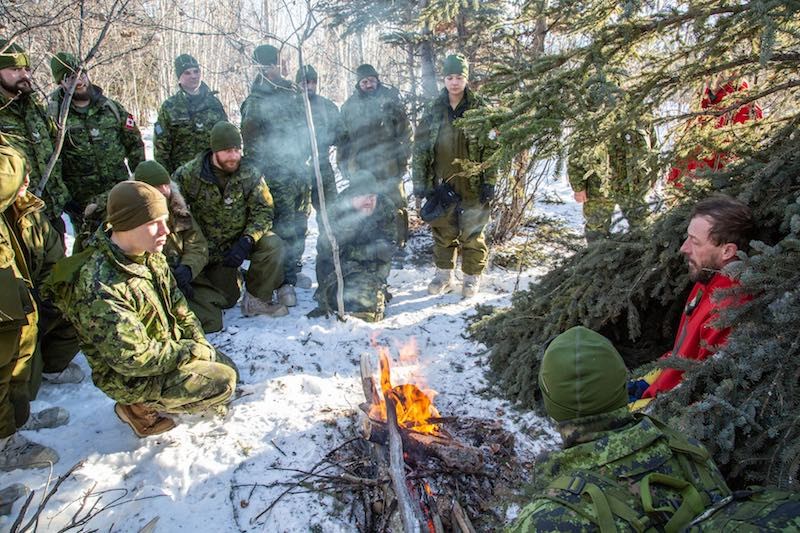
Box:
[42,362,85,384]
[277,284,298,307]
[20,407,70,431]
[427,268,455,295]
[462,274,481,298]
[114,403,175,438]
[0,483,28,516]
[295,272,313,289]
[0,433,59,471]
[241,291,289,318]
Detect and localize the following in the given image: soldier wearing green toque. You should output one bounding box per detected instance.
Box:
[45,181,238,437]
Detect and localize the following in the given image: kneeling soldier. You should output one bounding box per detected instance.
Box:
[45,181,237,437]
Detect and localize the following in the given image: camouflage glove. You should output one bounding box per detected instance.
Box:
[479,183,496,205]
[171,264,194,298]
[223,235,255,268]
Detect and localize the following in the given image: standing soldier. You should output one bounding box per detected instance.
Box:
[174,121,287,321]
[154,54,228,174]
[412,55,496,297]
[44,181,238,437]
[48,52,144,230]
[241,44,311,307]
[338,63,411,250]
[0,40,69,237]
[0,140,60,473]
[296,65,340,247]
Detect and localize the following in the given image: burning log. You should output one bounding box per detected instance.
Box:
[385,391,426,532]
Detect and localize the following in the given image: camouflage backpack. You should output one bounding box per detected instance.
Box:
[685,487,800,532]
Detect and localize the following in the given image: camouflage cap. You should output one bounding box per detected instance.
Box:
[0,137,26,211]
[0,39,30,70]
[253,44,279,66]
[174,54,199,78]
[296,64,318,83]
[134,160,170,187]
[107,181,168,232]
[442,54,469,78]
[539,326,628,422]
[51,52,79,82]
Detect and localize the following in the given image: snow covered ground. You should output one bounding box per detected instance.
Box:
[2,150,584,531]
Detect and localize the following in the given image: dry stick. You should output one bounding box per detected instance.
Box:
[12,461,84,533]
[385,392,425,533]
[451,501,477,533]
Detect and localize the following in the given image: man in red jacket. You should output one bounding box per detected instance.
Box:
[630,194,754,405]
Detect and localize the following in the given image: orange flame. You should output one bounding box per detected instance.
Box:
[368,344,441,435]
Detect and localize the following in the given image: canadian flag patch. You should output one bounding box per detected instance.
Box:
[125,114,136,130]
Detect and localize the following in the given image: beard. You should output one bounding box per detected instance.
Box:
[0,77,32,96]
[214,156,240,174]
[71,85,91,102]
[686,259,717,284]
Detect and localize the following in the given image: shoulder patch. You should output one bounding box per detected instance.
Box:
[125,114,136,130]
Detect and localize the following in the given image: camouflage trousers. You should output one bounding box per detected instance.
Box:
[189,233,285,332]
[268,172,311,286]
[380,177,408,247]
[430,201,491,276]
[0,305,36,438]
[142,350,238,414]
[582,177,650,241]
[316,267,389,322]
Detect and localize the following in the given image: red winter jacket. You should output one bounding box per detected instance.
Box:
[643,272,743,398]
[668,82,763,186]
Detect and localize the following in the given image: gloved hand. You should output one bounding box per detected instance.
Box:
[223,235,255,268]
[171,264,194,298]
[627,379,650,402]
[479,183,495,205]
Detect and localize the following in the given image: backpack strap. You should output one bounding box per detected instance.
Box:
[640,472,706,533]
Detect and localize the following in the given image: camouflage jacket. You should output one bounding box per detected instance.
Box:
[78,183,208,278]
[6,191,63,288]
[412,87,497,200]
[337,84,411,182]
[241,75,309,174]
[508,407,730,532]
[306,93,340,167]
[0,92,68,219]
[154,83,228,174]
[173,150,275,264]
[48,85,144,210]
[44,228,215,404]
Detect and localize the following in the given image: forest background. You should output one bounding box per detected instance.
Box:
[3,0,800,491]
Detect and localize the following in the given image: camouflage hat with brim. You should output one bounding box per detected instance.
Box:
[107,181,169,232]
[253,45,279,66]
[0,39,30,70]
[174,54,199,78]
[0,138,26,211]
[134,160,171,187]
[539,326,629,422]
[51,52,79,82]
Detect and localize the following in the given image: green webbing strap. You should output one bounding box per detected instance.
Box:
[640,472,706,533]
[548,474,649,532]
[583,483,617,533]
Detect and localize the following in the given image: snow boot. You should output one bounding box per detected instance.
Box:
[277,284,298,307]
[427,268,454,295]
[462,274,481,298]
[20,407,70,431]
[42,362,85,384]
[295,272,313,289]
[241,291,289,318]
[0,483,28,516]
[0,433,59,471]
[114,403,175,438]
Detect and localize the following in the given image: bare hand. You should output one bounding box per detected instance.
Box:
[574,190,587,203]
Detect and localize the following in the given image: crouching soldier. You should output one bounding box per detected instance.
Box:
[45,181,237,437]
[507,326,731,532]
[312,171,394,322]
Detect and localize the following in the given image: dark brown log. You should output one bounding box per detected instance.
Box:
[385,393,426,532]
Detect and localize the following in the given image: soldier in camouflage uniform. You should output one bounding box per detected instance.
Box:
[312,171,395,322]
[48,52,144,231]
[568,120,657,241]
[412,55,497,298]
[0,139,60,473]
[338,63,411,249]
[0,40,69,235]
[154,54,228,174]
[241,44,310,307]
[45,181,238,437]
[507,326,731,532]
[174,121,287,321]
[296,65,340,243]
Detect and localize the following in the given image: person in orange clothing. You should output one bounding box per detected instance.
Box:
[629,194,754,406]
[668,74,763,187]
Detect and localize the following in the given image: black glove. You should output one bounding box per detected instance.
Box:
[223,236,255,268]
[479,184,496,205]
[171,264,194,298]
